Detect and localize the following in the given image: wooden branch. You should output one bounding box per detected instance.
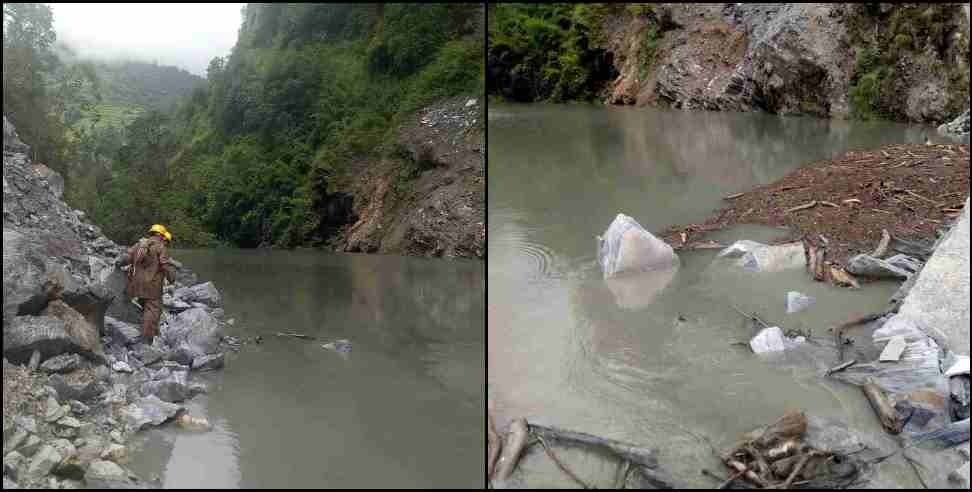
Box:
[726,459,770,488]
[819,201,839,208]
[871,229,891,259]
[785,201,817,214]
[536,434,592,489]
[725,192,746,200]
[862,380,902,435]
[781,453,812,489]
[488,413,502,480]
[529,423,659,469]
[766,440,800,461]
[494,418,529,481]
[825,360,857,377]
[615,460,631,490]
[275,332,317,340]
[718,470,747,489]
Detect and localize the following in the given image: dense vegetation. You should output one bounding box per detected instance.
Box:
[4,3,484,248]
[487,3,620,102]
[847,3,970,121]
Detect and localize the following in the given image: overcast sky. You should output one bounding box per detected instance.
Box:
[49,3,245,77]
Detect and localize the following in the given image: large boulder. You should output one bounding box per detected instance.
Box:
[173,282,221,308]
[597,214,679,279]
[4,316,93,366]
[120,395,184,432]
[140,369,190,403]
[40,300,104,363]
[160,308,222,359]
[938,109,971,137]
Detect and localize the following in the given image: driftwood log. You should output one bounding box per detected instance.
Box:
[488,414,502,479]
[862,380,903,435]
[493,418,529,481]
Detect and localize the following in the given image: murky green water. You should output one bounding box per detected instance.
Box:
[487,104,939,488]
[126,251,484,489]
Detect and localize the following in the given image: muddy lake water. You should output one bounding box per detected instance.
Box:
[125,251,484,488]
[486,103,957,488]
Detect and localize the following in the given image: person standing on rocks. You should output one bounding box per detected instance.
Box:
[126,224,176,345]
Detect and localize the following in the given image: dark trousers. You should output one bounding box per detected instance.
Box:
[141,298,162,340]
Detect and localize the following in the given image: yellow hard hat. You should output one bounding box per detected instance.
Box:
[149,224,173,242]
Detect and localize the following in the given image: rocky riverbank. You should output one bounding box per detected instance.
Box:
[3,115,236,489]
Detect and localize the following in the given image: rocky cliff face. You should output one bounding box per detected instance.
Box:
[601,3,969,124]
[3,115,131,358]
[337,97,485,259]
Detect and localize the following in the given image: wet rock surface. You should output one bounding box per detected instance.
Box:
[4,116,233,490]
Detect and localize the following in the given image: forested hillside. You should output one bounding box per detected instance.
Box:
[4,3,485,255]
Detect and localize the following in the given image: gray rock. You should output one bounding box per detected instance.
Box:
[173,282,221,308]
[191,353,224,372]
[84,459,126,481]
[951,376,970,422]
[211,308,224,319]
[597,213,679,278]
[103,318,141,347]
[950,462,970,488]
[108,431,123,445]
[164,345,195,366]
[27,445,62,479]
[13,417,37,435]
[846,254,912,279]
[140,369,189,402]
[3,316,98,367]
[49,374,103,403]
[17,436,42,458]
[738,243,806,273]
[45,396,68,423]
[28,350,42,371]
[885,254,923,276]
[3,476,18,489]
[785,291,815,314]
[111,361,133,374]
[160,308,222,359]
[188,382,207,397]
[911,418,971,450]
[938,109,971,137]
[893,199,970,355]
[120,396,183,431]
[68,401,89,416]
[39,354,81,374]
[717,240,766,259]
[99,444,126,464]
[56,417,82,429]
[131,345,164,366]
[4,429,28,456]
[4,450,25,480]
[321,339,353,354]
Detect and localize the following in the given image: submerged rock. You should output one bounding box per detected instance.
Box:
[749,327,805,354]
[140,370,190,403]
[120,396,184,431]
[846,254,912,279]
[597,213,679,278]
[719,241,805,273]
[785,291,815,314]
[173,282,221,308]
[322,339,353,353]
[191,353,224,372]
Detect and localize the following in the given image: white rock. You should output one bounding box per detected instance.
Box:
[945,356,970,378]
[879,336,908,362]
[751,327,787,354]
[597,213,679,278]
[717,240,766,259]
[111,361,133,373]
[786,291,815,314]
[465,98,478,107]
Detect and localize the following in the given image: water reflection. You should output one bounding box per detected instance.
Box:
[487,104,937,486]
[128,250,483,489]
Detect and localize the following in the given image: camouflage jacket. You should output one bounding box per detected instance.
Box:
[125,235,176,300]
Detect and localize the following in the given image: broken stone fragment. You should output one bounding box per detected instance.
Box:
[597,213,679,278]
[879,336,907,362]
